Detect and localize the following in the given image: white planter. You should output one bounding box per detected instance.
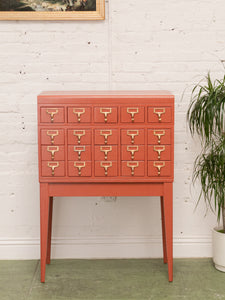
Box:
[212,227,225,272]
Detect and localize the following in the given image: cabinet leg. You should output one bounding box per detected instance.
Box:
[160,196,167,264]
[46,197,53,265]
[163,183,173,282]
[40,183,50,283]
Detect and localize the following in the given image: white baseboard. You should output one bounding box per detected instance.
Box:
[0,235,212,259]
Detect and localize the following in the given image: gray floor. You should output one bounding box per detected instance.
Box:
[0,258,224,300]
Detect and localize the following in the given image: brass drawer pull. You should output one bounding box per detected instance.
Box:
[127,161,139,176]
[127,107,139,122]
[127,145,139,160]
[46,108,58,123]
[153,161,165,176]
[73,108,85,123]
[74,146,86,160]
[153,108,165,122]
[73,130,85,144]
[47,130,59,145]
[100,108,112,123]
[100,146,112,160]
[127,130,139,144]
[100,130,112,144]
[47,146,59,160]
[100,161,112,176]
[47,161,59,176]
[153,145,165,160]
[74,161,86,176]
[153,130,165,144]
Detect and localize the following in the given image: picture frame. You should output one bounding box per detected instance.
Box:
[0,0,104,20]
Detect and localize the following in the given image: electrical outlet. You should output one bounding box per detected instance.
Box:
[100,196,117,202]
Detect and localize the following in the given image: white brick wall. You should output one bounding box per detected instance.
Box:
[0,0,224,259]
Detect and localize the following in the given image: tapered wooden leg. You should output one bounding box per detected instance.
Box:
[163,183,173,282]
[46,196,53,265]
[40,183,50,283]
[160,196,167,264]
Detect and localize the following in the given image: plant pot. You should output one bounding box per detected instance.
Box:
[212,227,225,272]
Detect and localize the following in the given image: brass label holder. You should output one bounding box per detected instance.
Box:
[46,109,58,123]
[153,108,165,122]
[74,146,86,160]
[153,130,165,144]
[127,145,139,160]
[127,107,139,122]
[100,108,112,123]
[100,146,112,160]
[47,130,59,145]
[47,146,59,160]
[153,145,165,160]
[127,130,139,144]
[153,161,165,176]
[127,161,139,176]
[100,130,112,144]
[47,161,59,176]
[100,161,112,176]
[73,108,85,123]
[73,130,85,144]
[74,161,86,176]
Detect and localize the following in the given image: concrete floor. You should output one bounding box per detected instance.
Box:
[0,258,224,300]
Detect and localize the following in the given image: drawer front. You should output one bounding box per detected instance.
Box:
[68,107,91,123]
[95,161,117,177]
[94,129,118,145]
[121,129,144,145]
[68,129,92,145]
[148,107,172,123]
[68,161,91,177]
[68,145,91,161]
[41,161,65,177]
[148,161,171,177]
[148,129,171,145]
[41,146,65,161]
[94,107,117,123]
[41,129,65,145]
[121,161,144,176]
[40,107,64,123]
[121,145,144,160]
[148,145,171,161]
[121,106,145,123]
[95,145,117,161]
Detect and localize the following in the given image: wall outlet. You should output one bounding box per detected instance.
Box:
[100,196,117,202]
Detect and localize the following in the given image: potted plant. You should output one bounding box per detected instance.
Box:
[187,74,225,271]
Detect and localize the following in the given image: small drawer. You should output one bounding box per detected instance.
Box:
[121,129,144,145]
[148,107,172,123]
[68,145,91,161]
[68,161,91,177]
[40,107,65,123]
[68,107,91,123]
[68,129,92,145]
[121,161,144,177]
[148,129,171,145]
[41,161,65,177]
[121,145,144,161]
[121,106,145,123]
[95,161,117,177]
[94,129,118,145]
[41,146,65,161]
[94,107,117,123]
[95,145,117,161]
[148,161,171,177]
[41,129,65,145]
[148,145,171,161]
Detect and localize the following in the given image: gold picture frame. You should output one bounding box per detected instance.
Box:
[0,0,105,20]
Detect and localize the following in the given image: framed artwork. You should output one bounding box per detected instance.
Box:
[0,0,104,20]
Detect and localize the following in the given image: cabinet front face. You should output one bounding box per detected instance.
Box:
[38,95,174,182]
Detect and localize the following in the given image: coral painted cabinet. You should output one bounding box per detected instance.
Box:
[38,91,174,282]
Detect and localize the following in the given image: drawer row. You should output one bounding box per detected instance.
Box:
[41,161,172,177]
[41,145,171,161]
[40,106,172,124]
[40,129,171,145]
